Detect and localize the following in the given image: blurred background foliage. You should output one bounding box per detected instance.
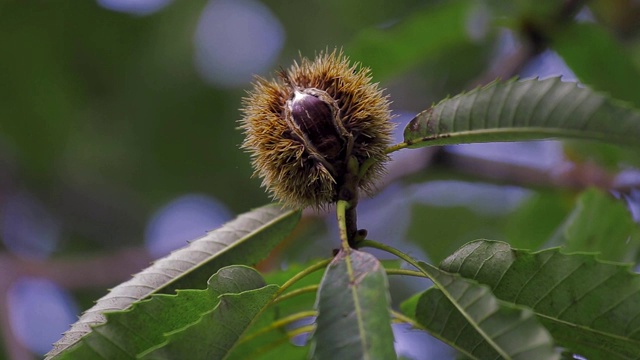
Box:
[1,0,640,359]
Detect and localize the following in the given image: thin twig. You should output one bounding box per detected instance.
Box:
[385,142,410,154]
[385,268,427,278]
[273,285,319,304]
[237,310,317,345]
[357,240,423,271]
[391,310,426,331]
[275,258,331,299]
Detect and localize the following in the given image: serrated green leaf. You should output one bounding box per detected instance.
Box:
[402,78,640,148]
[47,204,300,359]
[411,262,558,360]
[141,283,279,359]
[227,260,403,360]
[558,188,640,262]
[311,249,396,360]
[348,0,475,81]
[227,260,328,360]
[551,22,640,108]
[59,266,267,360]
[441,240,640,359]
[62,291,213,359]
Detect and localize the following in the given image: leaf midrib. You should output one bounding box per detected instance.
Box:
[421,263,513,359]
[344,248,370,360]
[406,127,640,146]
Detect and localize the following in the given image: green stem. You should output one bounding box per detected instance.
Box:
[358,157,376,179]
[241,324,315,359]
[336,200,351,251]
[238,310,317,345]
[385,142,409,154]
[287,324,315,339]
[385,268,427,278]
[275,258,331,298]
[358,239,423,271]
[273,285,319,304]
[391,310,426,331]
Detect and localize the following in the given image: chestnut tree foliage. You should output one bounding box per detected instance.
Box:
[7,1,636,359]
[48,78,640,360]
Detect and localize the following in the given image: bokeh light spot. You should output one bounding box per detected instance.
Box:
[447,141,565,170]
[394,323,454,359]
[97,0,173,16]
[193,0,285,87]
[7,277,78,355]
[1,191,60,259]
[145,193,232,258]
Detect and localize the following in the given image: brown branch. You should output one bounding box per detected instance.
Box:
[469,44,538,88]
[0,247,152,358]
[430,150,635,193]
[0,247,152,290]
[469,0,587,88]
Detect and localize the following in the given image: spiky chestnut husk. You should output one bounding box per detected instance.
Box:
[240,50,393,209]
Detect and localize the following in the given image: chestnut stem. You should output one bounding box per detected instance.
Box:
[336,200,351,251]
[337,156,361,247]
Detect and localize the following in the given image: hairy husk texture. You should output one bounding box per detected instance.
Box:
[240,50,393,208]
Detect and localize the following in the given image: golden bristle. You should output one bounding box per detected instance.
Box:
[240,49,393,208]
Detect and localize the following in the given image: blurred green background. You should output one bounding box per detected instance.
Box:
[1,0,640,359]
